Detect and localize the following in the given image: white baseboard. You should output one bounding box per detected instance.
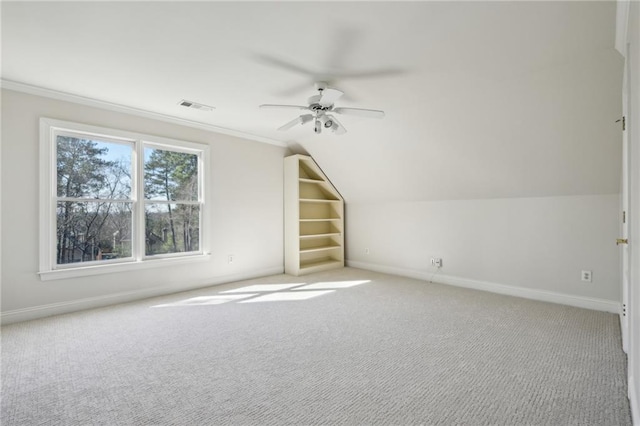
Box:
[346,260,620,314]
[1,265,283,325]
[631,376,639,426]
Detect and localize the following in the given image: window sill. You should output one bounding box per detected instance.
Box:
[38,254,212,281]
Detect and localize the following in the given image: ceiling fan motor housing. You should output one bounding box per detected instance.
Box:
[307,94,332,111]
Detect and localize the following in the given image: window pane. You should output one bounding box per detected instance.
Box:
[56,201,132,265]
[144,148,198,201]
[56,135,132,199]
[145,203,200,256]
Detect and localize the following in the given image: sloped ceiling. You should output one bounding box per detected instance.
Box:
[1,1,623,203]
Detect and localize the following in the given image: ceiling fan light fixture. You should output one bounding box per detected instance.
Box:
[300,114,313,125]
[328,115,347,135]
[260,82,382,135]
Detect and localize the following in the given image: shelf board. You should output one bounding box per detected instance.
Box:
[299,258,343,272]
[299,245,341,254]
[299,178,324,184]
[299,232,341,239]
[299,198,340,203]
[299,218,341,222]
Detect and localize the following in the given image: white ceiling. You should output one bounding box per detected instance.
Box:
[1,1,623,203]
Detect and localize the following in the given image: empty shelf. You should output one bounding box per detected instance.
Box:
[299,198,340,203]
[299,233,341,239]
[299,245,341,254]
[299,259,343,273]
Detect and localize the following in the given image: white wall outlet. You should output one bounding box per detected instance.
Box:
[581,270,592,282]
[228,255,234,264]
[430,258,443,268]
[365,248,370,255]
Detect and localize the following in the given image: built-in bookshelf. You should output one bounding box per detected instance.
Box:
[284,154,344,276]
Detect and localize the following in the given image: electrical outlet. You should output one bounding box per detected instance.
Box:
[430,258,443,268]
[581,270,592,282]
[228,255,234,264]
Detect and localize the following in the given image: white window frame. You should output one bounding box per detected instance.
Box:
[39,118,211,281]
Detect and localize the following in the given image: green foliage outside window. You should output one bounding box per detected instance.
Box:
[144,147,199,256]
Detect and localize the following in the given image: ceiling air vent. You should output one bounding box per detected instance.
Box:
[178,99,215,112]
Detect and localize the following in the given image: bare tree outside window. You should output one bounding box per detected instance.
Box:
[56,136,132,264]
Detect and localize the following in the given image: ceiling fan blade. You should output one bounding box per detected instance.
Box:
[277,117,303,132]
[319,88,344,107]
[333,107,385,119]
[277,114,313,131]
[260,104,310,111]
[276,81,316,97]
[333,68,405,80]
[299,114,314,125]
[328,115,347,135]
[254,54,316,77]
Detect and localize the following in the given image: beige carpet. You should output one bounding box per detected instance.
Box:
[1,267,632,425]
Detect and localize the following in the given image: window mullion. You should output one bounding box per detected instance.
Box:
[57,197,134,203]
[135,139,146,261]
[141,200,200,205]
[198,150,205,254]
[48,127,58,271]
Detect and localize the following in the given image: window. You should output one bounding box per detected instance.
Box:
[39,118,210,280]
[143,146,200,256]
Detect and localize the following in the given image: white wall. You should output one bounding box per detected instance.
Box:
[1,89,287,323]
[346,195,620,311]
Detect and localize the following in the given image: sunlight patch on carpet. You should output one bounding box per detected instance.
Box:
[221,283,305,293]
[238,290,334,303]
[293,280,371,290]
[151,294,257,307]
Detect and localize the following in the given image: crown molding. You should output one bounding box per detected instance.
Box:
[1,79,287,148]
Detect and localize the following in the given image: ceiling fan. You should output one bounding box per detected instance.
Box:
[259,82,385,135]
